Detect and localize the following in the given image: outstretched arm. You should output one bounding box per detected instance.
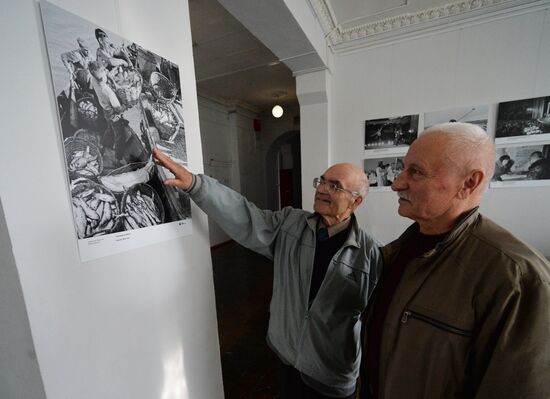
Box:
[152,148,291,259]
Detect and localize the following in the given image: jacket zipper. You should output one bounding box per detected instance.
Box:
[401,309,473,337]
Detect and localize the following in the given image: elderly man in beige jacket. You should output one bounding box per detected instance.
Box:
[361,122,550,399]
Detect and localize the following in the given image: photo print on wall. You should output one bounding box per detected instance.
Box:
[364,115,419,156]
[424,105,489,131]
[491,143,550,188]
[364,156,405,192]
[40,1,193,261]
[495,96,550,144]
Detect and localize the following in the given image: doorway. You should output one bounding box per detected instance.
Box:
[266,130,301,210]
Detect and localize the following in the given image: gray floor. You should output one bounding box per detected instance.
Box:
[212,241,280,399]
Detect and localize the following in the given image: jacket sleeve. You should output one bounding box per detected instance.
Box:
[188,174,292,260]
[471,263,550,398]
[366,244,383,303]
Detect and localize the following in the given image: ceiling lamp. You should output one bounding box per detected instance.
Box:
[271,90,287,118]
[272,104,284,118]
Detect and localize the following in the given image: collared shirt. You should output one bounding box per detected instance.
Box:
[324,217,351,238]
[317,216,351,241]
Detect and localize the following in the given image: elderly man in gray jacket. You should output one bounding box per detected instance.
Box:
[153,148,382,399]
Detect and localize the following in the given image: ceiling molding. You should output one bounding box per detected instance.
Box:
[308,0,338,42]
[292,65,329,77]
[280,51,329,75]
[309,0,549,53]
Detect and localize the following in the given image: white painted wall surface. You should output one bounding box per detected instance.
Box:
[297,69,331,208]
[0,1,224,398]
[327,8,550,254]
[0,198,47,399]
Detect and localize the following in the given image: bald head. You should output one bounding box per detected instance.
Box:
[420,122,495,192]
[325,163,370,198]
[314,163,369,226]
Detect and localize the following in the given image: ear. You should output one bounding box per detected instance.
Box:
[458,170,484,198]
[351,195,364,209]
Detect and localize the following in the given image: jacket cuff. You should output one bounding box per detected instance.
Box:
[186,173,203,195]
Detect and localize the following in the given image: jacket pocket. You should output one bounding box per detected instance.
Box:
[401,309,473,337]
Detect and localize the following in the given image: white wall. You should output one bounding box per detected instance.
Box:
[0,198,46,399]
[326,8,550,254]
[296,69,331,207]
[0,1,224,398]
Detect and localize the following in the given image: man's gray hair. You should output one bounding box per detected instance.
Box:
[422,122,495,189]
[357,172,369,198]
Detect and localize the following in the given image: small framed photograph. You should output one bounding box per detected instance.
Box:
[364,156,405,192]
[364,115,419,156]
[424,105,489,131]
[495,96,550,144]
[491,142,550,188]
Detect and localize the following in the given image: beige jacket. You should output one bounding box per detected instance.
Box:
[362,209,550,399]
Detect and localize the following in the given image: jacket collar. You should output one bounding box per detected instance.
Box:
[373,207,481,333]
[383,207,480,259]
[307,212,361,249]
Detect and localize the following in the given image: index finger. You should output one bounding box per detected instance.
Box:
[152,148,185,175]
[152,148,173,167]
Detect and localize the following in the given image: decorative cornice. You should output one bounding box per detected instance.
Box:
[309,0,548,53]
[308,0,339,43]
[338,0,505,45]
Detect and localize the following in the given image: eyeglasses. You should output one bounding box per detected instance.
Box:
[313,177,359,197]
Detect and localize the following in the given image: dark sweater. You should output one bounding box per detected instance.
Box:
[309,225,351,306]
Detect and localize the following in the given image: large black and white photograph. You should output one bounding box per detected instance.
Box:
[495,96,550,144]
[364,156,405,192]
[491,143,550,188]
[424,105,489,131]
[364,115,419,155]
[41,1,192,261]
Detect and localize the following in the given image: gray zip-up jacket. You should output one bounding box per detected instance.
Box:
[188,174,382,396]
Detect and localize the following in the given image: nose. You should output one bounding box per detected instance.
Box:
[316,182,330,194]
[391,172,406,191]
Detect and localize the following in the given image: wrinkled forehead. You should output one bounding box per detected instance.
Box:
[406,134,454,170]
[322,164,357,186]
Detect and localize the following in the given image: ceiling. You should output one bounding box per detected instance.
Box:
[188,0,298,113]
[189,0,544,112]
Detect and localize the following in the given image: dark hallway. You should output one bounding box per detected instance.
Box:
[211,241,280,399]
